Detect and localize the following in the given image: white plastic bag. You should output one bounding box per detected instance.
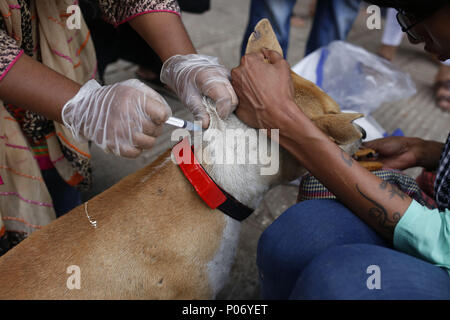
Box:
[292,41,417,116]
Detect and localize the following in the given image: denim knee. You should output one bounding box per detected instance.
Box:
[257,201,328,298]
[257,199,388,298]
[257,200,317,273]
[258,200,386,268]
[289,243,450,300]
[289,244,381,300]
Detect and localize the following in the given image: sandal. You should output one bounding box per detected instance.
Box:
[434,80,450,111]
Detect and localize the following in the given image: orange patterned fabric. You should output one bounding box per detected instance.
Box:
[0,0,181,254]
[0,0,95,248]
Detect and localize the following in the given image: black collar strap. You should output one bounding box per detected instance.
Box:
[172,137,253,221]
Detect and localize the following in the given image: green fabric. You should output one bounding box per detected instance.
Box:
[394,200,450,276]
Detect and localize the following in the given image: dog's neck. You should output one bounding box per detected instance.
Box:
[192,98,362,210]
[193,99,301,209]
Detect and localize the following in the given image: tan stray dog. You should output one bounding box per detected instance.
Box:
[0,19,364,299]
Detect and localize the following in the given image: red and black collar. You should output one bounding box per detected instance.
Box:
[172,137,253,221]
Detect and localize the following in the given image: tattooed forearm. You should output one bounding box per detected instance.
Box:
[379,181,407,200]
[341,150,354,167]
[356,184,401,236]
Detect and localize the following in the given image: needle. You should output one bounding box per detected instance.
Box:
[165,116,203,132]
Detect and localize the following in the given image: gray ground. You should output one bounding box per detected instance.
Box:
[81,0,450,299]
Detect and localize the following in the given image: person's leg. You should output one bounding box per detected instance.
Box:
[241,0,297,57]
[305,0,361,55]
[41,168,82,218]
[290,243,450,299]
[257,199,388,299]
[378,7,403,61]
[435,60,450,111]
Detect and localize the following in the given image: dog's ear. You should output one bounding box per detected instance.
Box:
[311,113,364,145]
[245,18,283,56]
[290,71,342,119]
[245,19,343,118]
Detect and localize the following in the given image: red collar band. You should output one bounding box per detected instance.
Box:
[172,137,253,221]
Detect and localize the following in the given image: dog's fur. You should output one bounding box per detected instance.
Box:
[0,19,364,299]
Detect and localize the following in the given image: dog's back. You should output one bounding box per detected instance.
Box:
[0,150,235,299]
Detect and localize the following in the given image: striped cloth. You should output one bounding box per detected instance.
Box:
[0,0,181,256]
[4,104,54,170]
[435,133,450,212]
[298,169,435,209]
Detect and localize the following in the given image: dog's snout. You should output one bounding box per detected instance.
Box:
[360,127,367,140]
[355,124,366,140]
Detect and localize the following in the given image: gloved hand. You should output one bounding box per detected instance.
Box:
[160,54,238,128]
[62,79,172,158]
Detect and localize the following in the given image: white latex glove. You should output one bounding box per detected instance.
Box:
[160,54,238,128]
[62,79,172,158]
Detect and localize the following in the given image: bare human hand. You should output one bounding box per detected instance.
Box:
[363,136,443,171]
[231,49,297,131]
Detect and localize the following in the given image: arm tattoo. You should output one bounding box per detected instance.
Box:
[341,150,353,167]
[379,181,407,200]
[356,184,401,235]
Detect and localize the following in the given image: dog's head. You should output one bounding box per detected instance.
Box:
[193,19,365,209]
[245,19,365,154]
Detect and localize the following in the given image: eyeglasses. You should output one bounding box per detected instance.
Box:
[396,4,445,42]
[396,11,426,41]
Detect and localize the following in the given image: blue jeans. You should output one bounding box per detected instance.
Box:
[241,0,362,57]
[257,199,450,299]
[41,168,82,218]
[305,0,361,55]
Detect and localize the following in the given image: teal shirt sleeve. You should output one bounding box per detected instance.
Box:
[394,200,450,275]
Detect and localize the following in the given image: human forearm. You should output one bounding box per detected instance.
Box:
[129,12,238,127]
[231,49,423,241]
[0,53,80,122]
[278,103,412,241]
[129,12,196,62]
